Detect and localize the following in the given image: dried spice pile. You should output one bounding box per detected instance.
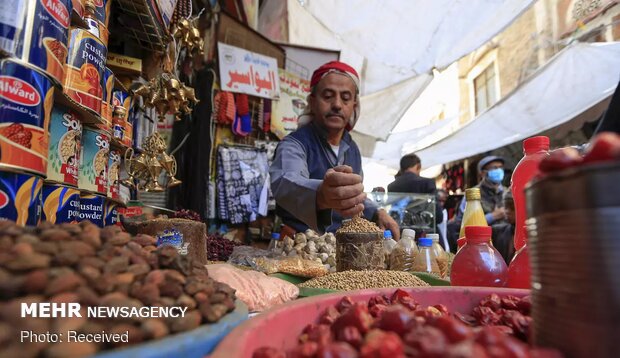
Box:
[336,216,382,234]
[0,221,236,358]
[298,270,429,291]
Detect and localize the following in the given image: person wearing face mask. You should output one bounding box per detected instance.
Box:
[447,156,507,250]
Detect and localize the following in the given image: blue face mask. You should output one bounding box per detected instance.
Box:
[487,168,505,184]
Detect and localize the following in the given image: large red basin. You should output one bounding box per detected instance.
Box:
[210,287,529,357]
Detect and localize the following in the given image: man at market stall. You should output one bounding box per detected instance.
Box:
[387,153,444,243]
[270,61,400,240]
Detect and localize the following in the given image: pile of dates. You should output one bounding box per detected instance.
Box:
[254,289,562,358]
[0,221,236,358]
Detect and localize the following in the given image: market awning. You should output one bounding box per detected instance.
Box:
[285,0,535,140]
[368,117,461,169]
[413,42,620,168]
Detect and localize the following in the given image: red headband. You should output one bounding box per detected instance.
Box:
[310,61,360,90]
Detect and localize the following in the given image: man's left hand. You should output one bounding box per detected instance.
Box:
[375,209,400,240]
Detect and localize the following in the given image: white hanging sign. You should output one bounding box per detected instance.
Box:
[218,42,280,99]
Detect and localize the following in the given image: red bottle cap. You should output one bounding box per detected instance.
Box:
[523,136,550,154]
[465,226,492,244]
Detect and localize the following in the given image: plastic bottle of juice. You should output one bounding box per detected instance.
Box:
[451,226,508,287]
[512,136,549,251]
[507,226,531,288]
[383,230,398,269]
[412,238,441,276]
[427,233,448,277]
[459,188,488,241]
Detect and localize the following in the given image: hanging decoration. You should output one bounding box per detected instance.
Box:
[123,132,182,192]
[133,72,199,121]
[171,18,204,59]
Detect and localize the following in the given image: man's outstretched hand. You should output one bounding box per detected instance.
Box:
[317,165,366,217]
[375,209,400,240]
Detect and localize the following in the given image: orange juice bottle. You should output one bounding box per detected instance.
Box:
[458,188,488,250]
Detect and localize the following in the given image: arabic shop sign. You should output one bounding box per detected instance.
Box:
[271,69,310,139]
[218,43,281,99]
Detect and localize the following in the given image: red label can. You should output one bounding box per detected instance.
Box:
[63,28,107,114]
[0,0,72,84]
[0,59,54,176]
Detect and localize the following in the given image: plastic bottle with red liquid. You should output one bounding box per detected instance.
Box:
[450,226,508,287]
[507,226,531,288]
[512,136,549,251]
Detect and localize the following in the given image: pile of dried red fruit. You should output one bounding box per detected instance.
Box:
[173,209,202,222]
[253,290,563,358]
[540,132,620,173]
[206,233,240,262]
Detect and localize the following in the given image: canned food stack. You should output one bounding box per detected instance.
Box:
[0,59,54,226]
[63,20,108,114]
[0,0,123,227]
[526,162,620,358]
[0,0,73,84]
[43,105,82,224]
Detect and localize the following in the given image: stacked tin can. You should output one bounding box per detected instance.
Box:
[0,0,119,227]
[43,105,82,224]
[0,59,56,225]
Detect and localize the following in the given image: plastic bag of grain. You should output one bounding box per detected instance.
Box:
[206,264,299,312]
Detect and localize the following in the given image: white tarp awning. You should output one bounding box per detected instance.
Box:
[286,0,535,139]
[369,117,461,169]
[414,42,620,168]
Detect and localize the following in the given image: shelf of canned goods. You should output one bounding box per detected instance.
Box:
[0,0,158,228]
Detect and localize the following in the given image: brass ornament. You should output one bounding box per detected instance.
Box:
[132,72,199,122]
[171,18,204,59]
[123,132,181,192]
